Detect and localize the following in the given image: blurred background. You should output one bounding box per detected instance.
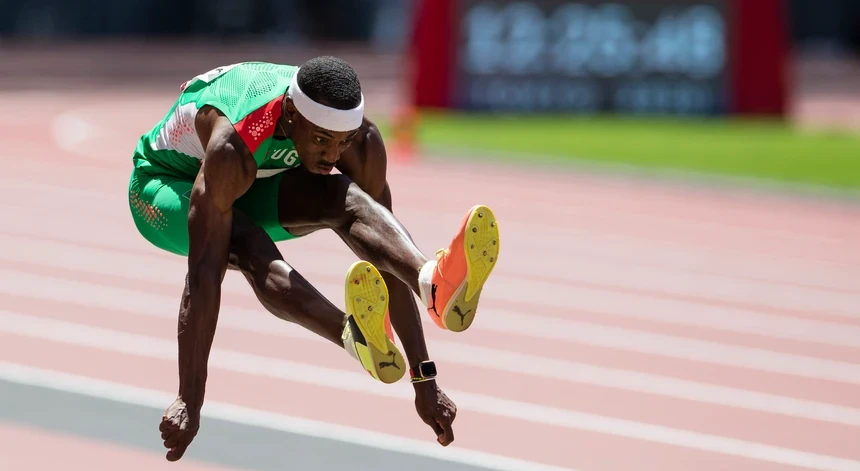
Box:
[0,1,858,470]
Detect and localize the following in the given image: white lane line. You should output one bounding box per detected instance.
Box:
[483,308,860,386]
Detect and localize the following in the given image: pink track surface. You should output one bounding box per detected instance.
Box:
[1,90,859,470]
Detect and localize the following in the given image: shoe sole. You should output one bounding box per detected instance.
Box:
[345,261,405,384]
[443,205,500,332]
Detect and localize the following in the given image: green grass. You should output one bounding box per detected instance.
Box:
[376,112,860,190]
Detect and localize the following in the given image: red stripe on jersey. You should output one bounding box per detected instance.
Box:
[234,96,283,155]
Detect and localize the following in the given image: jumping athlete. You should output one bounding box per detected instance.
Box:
[126,57,501,461]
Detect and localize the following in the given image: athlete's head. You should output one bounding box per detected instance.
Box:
[281,56,364,175]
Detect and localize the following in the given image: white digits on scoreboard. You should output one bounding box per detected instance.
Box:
[639,10,685,75]
[462,1,546,75]
[637,5,725,78]
[585,4,638,78]
[550,4,592,76]
[500,2,547,75]
[548,3,639,78]
[462,4,505,74]
[686,5,726,78]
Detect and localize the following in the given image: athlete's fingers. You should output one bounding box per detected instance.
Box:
[162,430,179,449]
[426,416,444,438]
[166,440,191,462]
[164,433,182,449]
[437,415,454,446]
[160,417,181,432]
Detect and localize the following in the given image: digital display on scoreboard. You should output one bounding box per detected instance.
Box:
[454,0,730,115]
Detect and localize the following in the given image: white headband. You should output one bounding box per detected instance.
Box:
[288,70,365,132]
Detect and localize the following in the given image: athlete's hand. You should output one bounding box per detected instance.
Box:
[414,380,457,446]
[159,397,200,461]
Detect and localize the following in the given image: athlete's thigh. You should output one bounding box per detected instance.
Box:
[233,172,301,244]
[226,208,286,271]
[269,167,353,235]
[130,169,285,258]
[128,170,193,256]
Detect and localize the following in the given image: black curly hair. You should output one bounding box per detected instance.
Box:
[296,56,362,110]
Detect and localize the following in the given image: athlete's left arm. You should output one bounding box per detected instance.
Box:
[339,118,456,446]
[337,118,430,368]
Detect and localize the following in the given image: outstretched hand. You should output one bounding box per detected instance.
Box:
[159,397,200,461]
[413,380,457,446]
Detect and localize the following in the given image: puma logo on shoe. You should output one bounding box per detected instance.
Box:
[452,305,471,326]
[378,351,400,370]
[429,284,440,318]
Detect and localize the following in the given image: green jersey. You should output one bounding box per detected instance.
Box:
[132,62,302,179]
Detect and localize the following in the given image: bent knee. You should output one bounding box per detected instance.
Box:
[256,260,295,295]
[341,181,381,223]
[313,175,376,229]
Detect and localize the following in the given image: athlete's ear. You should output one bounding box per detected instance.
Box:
[283,96,299,123]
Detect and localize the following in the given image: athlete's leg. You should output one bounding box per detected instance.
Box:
[272,169,426,292]
[272,168,500,332]
[226,209,404,383]
[129,169,343,343]
[129,169,404,383]
[226,210,346,345]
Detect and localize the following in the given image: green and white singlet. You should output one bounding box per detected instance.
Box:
[133,61,302,179]
[128,62,303,256]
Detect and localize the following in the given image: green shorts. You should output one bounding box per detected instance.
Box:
[128,168,299,256]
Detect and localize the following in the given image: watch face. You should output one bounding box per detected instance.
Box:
[420,361,437,377]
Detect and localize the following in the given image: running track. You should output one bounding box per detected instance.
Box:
[1,89,860,471]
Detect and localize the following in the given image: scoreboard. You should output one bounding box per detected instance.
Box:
[409,0,789,116]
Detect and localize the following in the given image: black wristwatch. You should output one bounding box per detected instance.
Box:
[409,360,437,383]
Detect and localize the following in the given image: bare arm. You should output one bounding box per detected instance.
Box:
[160,108,258,461]
[179,108,257,409]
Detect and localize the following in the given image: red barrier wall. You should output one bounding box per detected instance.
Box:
[729,0,791,115]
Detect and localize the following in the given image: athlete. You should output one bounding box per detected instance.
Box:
[126,57,501,461]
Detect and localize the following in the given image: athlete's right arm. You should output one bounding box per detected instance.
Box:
[178,107,256,409]
[158,109,257,464]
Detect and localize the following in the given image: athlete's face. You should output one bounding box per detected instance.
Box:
[282,97,358,175]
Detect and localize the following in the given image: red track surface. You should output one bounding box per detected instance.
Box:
[1,90,859,470]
